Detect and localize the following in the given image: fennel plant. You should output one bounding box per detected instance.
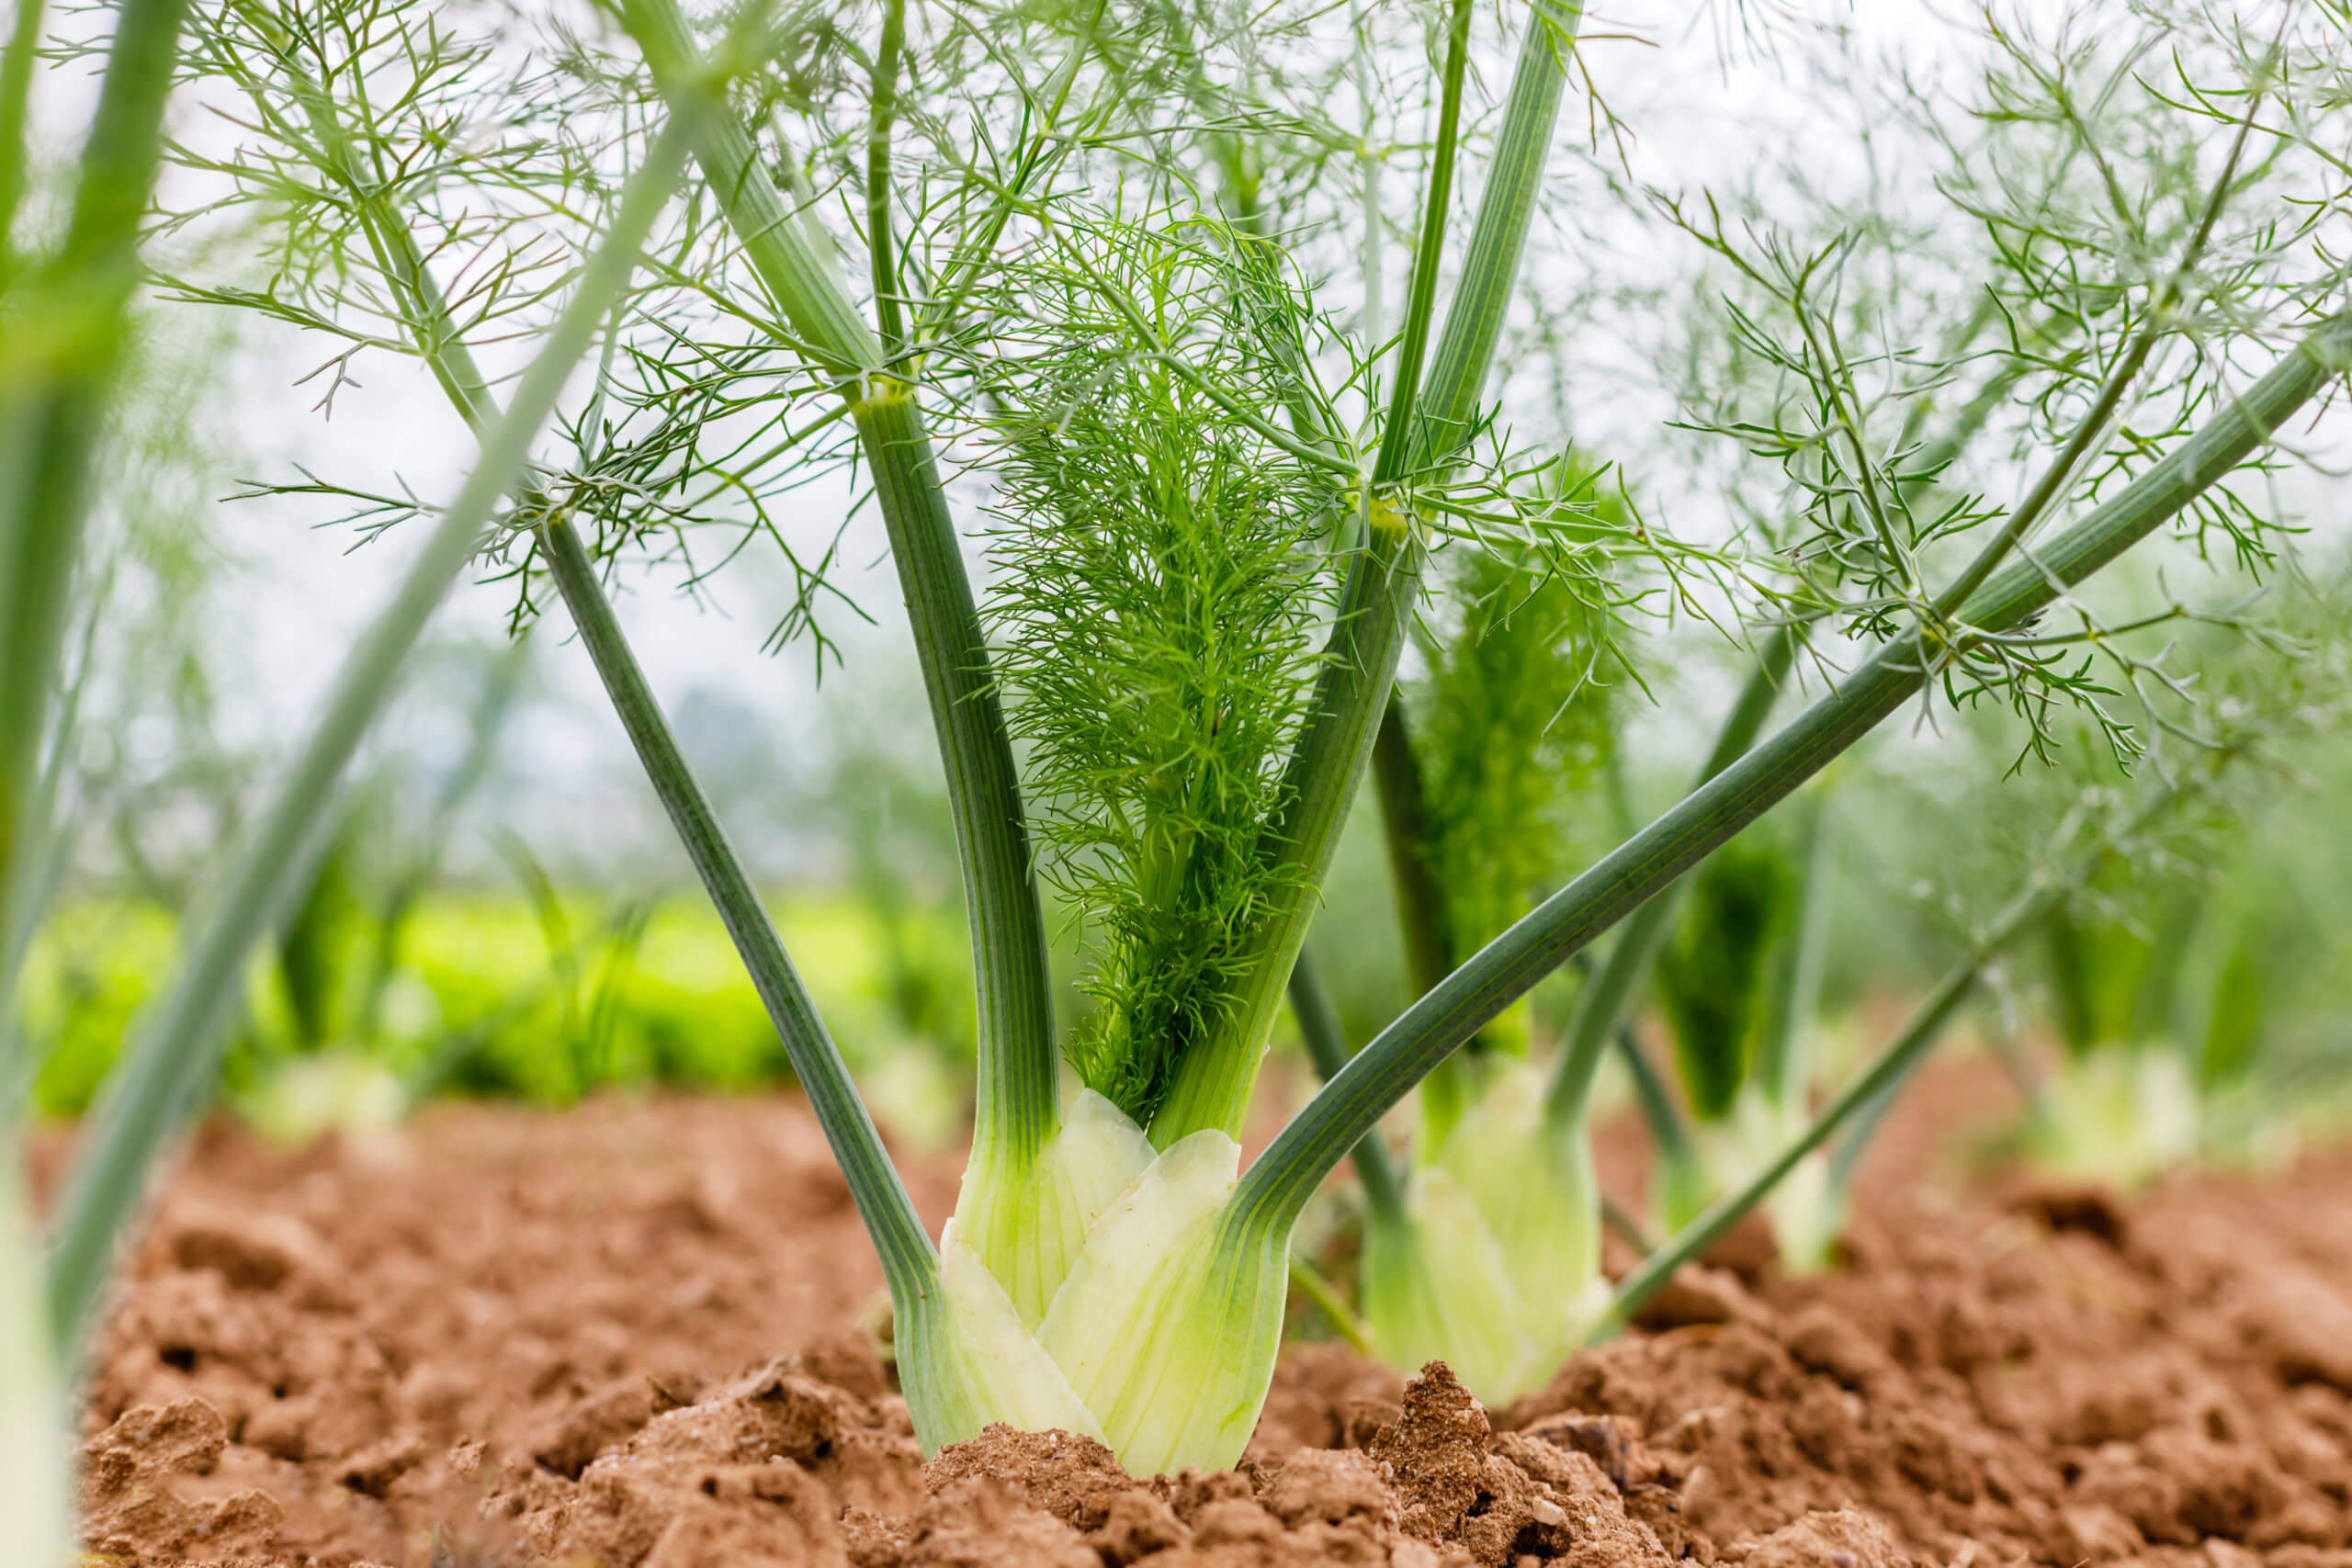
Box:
[1648,792,1838,1268]
[1266,2,2352,1403]
[149,0,2352,1482]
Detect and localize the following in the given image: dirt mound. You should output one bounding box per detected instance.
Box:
[42,1084,2352,1566]
[502,1358,1681,1568]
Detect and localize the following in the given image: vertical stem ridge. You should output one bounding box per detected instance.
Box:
[620,0,1059,1162]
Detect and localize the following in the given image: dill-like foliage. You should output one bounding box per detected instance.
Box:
[1411,512,1624,970]
[982,217,1340,1127]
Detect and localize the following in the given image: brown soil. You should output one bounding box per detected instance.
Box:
[46,1074,2352,1568]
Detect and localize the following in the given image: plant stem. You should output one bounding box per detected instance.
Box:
[1600,1192,1653,1254]
[266,47,936,1294]
[865,0,908,352]
[1532,292,2039,1139]
[1239,308,2352,1229]
[539,520,934,1292]
[1286,946,1405,1225]
[1607,1000,1695,1191]
[43,114,706,1365]
[1374,694,1532,1143]
[356,636,528,1043]
[1288,1257,1374,1355]
[0,0,46,282]
[1351,0,1384,361]
[1543,622,1802,1131]
[620,0,1059,1166]
[1156,0,1584,1145]
[1369,699,1453,990]
[1755,789,1828,1109]
[1370,0,1476,486]
[1590,951,1986,1339]
[0,0,193,942]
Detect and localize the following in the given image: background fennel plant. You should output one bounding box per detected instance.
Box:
[1237,0,2352,1401]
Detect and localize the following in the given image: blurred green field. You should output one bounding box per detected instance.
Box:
[18,891,976,1132]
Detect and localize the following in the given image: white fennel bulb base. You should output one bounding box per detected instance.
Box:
[1363,1062,1610,1404]
[952,1089,1157,1327]
[0,1148,71,1566]
[900,1095,1287,1474]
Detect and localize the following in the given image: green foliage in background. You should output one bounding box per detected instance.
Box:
[19,890,976,1122]
[1411,536,1622,992]
[1654,818,1798,1121]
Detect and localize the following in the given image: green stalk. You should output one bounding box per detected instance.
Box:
[42,114,703,1364]
[1369,0,1476,486]
[865,0,909,352]
[1285,946,1404,1225]
[1531,282,2043,1141]
[619,0,1057,1167]
[1589,951,1986,1338]
[354,636,527,1043]
[1367,700,1470,1133]
[539,521,933,1291]
[0,584,100,1110]
[1607,998,1700,1216]
[1288,1257,1374,1354]
[1239,309,2352,1229]
[1535,301,2035,1128]
[1528,130,2213,1149]
[1351,0,1384,357]
[263,42,934,1295]
[0,0,193,942]
[1543,622,1802,1130]
[1154,0,1584,1145]
[1368,711,1445,978]
[0,84,188,1534]
[0,6,203,1483]
[1820,1043,1914,1210]
[0,0,46,279]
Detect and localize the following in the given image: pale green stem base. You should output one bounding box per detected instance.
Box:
[2030,1043,2201,1192]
